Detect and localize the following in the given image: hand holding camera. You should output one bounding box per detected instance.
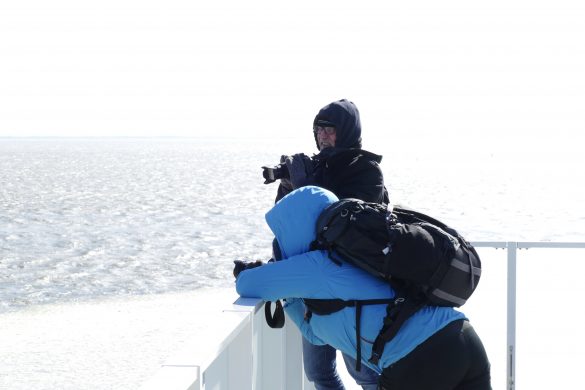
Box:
[262,153,314,188]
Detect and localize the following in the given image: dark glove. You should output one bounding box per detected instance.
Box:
[233,260,264,278]
[283,153,314,189]
[277,154,294,191]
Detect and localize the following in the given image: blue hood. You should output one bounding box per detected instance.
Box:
[265,186,338,259]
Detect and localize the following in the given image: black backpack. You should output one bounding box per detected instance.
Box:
[306,199,482,370]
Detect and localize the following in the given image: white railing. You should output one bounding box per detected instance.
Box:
[140,242,585,390]
[139,296,312,390]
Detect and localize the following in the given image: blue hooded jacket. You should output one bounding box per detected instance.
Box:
[236,186,465,373]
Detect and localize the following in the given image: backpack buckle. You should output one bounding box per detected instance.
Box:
[368,351,381,365]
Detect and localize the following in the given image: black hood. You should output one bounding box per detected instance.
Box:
[313,99,362,150]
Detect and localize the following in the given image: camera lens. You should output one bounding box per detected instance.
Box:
[273,164,289,180]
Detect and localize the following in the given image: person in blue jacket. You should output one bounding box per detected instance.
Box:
[235,186,491,390]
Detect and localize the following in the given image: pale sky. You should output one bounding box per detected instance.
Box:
[1,0,584,146]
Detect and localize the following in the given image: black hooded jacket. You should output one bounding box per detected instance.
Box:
[276,99,389,204]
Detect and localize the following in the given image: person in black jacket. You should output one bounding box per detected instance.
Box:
[275,99,389,205]
[270,99,388,390]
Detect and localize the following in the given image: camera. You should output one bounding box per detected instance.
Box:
[262,163,289,184]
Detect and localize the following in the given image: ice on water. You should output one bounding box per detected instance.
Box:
[0,138,281,311]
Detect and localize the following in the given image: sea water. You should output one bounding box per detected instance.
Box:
[1,137,584,389]
[0,138,282,312]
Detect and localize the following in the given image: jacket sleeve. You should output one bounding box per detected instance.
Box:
[333,160,387,204]
[236,249,395,301]
[235,253,327,301]
[275,182,292,203]
[283,298,326,346]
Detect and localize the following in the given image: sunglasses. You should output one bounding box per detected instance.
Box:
[313,126,336,135]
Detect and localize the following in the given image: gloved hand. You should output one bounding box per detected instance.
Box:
[277,154,294,191]
[233,260,264,278]
[282,153,314,189]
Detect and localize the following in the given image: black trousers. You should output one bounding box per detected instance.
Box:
[378,320,492,390]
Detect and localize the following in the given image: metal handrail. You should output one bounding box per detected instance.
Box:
[140,241,585,390]
[472,241,585,390]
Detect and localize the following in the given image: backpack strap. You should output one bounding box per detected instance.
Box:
[304,298,353,315]
[304,297,394,372]
[304,295,424,371]
[349,298,394,372]
[368,295,426,366]
[311,204,360,266]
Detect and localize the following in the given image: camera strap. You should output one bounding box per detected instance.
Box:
[264,300,285,328]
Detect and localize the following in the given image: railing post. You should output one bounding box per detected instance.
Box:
[506,242,517,390]
[283,317,308,389]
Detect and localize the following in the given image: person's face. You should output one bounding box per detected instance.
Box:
[314,126,337,150]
